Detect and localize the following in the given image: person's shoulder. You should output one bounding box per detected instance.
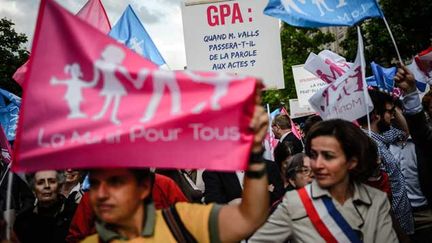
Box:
[280,189,304,210]
[80,233,99,243]
[357,183,388,202]
[361,183,386,194]
[155,173,173,183]
[174,202,214,212]
[173,202,217,221]
[14,205,35,221]
[155,173,181,190]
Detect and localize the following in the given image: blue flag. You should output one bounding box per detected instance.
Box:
[370,62,396,93]
[109,5,166,66]
[365,76,377,87]
[0,89,21,141]
[270,108,281,120]
[264,0,383,28]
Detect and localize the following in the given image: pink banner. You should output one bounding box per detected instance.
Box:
[76,0,111,34]
[13,0,257,172]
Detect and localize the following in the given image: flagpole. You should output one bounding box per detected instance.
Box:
[381,15,403,64]
[0,162,11,186]
[357,27,372,136]
[5,171,13,240]
[266,104,272,130]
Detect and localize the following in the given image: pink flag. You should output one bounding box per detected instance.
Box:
[12,0,111,86]
[13,0,257,173]
[76,0,111,34]
[12,60,29,86]
[415,46,432,78]
[263,107,279,160]
[280,107,302,140]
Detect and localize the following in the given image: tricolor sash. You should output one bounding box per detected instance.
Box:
[297,185,362,243]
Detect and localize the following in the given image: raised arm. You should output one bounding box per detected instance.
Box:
[217,89,270,242]
[88,62,100,86]
[394,65,432,148]
[50,77,60,85]
[117,65,134,83]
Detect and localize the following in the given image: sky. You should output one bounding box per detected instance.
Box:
[0,0,187,70]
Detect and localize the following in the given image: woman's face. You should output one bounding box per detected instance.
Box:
[34,170,59,207]
[308,136,357,189]
[290,158,313,188]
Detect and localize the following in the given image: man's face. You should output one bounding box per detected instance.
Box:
[377,103,395,132]
[34,170,59,207]
[272,124,282,139]
[89,169,150,225]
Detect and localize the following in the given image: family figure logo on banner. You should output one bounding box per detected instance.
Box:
[307,29,373,121]
[264,0,382,27]
[13,0,257,173]
[50,45,234,125]
[282,0,346,16]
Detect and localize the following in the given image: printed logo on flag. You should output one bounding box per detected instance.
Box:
[264,0,383,27]
[49,47,238,125]
[304,50,351,84]
[308,28,373,121]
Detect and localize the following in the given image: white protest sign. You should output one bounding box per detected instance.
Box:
[292,64,327,107]
[308,28,373,121]
[289,99,315,119]
[181,0,284,89]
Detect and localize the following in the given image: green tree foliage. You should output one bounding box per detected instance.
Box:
[341,0,432,67]
[262,23,334,111]
[0,18,29,96]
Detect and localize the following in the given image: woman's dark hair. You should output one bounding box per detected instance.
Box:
[285,153,306,180]
[302,115,323,137]
[304,119,378,183]
[274,140,296,172]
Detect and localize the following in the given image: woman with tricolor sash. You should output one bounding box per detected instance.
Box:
[249,119,397,242]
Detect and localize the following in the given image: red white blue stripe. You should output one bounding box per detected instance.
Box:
[298,184,361,243]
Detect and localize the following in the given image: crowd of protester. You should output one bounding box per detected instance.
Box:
[1,65,432,242]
